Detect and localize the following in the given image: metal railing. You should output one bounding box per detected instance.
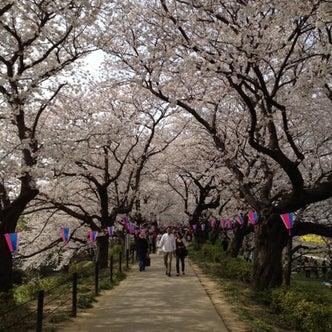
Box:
[0,250,135,332]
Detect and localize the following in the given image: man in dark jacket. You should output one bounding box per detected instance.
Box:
[135,232,149,271]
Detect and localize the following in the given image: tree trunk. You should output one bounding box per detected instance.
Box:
[284,237,293,286]
[210,230,219,245]
[0,188,38,291]
[97,235,109,269]
[0,237,13,292]
[227,226,246,257]
[252,214,288,290]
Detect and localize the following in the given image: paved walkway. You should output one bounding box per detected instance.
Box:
[59,253,229,332]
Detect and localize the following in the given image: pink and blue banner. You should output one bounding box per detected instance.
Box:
[234,215,244,226]
[89,231,98,244]
[201,224,206,231]
[210,220,216,229]
[280,213,294,236]
[5,232,20,260]
[107,226,114,237]
[248,211,258,232]
[226,219,233,229]
[129,224,135,234]
[60,228,70,243]
[221,219,233,229]
[5,233,20,253]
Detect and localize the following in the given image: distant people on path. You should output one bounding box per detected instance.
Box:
[322,260,328,279]
[175,232,187,276]
[185,230,192,243]
[312,259,319,278]
[152,231,157,253]
[135,231,149,271]
[148,232,154,253]
[158,227,176,277]
[244,251,253,262]
[304,257,311,278]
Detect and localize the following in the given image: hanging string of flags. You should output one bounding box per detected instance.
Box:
[3,212,296,260]
[222,219,233,229]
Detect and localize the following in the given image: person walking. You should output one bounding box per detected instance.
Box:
[158,227,176,277]
[135,231,149,271]
[175,232,187,276]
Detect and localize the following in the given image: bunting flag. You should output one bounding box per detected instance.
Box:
[128,223,133,234]
[192,224,197,231]
[4,233,20,260]
[234,215,244,226]
[121,216,130,232]
[226,219,233,229]
[220,219,233,230]
[210,220,216,229]
[201,224,206,231]
[248,211,258,232]
[220,219,227,228]
[107,226,114,237]
[280,213,295,236]
[89,231,98,244]
[122,216,129,224]
[60,228,70,244]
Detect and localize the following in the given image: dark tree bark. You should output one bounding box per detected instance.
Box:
[227,221,252,257]
[0,188,39,292]
[97,235,110,269]
[252,214,289,290]
[0,238,13,292]
[284,237,293,286]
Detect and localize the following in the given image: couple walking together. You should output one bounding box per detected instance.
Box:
[158,227,188,277]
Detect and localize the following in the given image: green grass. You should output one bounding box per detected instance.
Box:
[0,253,130,332]
[189,245,332,332]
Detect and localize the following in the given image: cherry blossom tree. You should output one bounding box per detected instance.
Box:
[0,0,106,291]
[27,82,181,268]
[101,0,332,289]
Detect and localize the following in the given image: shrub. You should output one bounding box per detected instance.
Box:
[195,242,252,283]
[271,287,332,331]
[14,280,45,303]
[68,261,94,277]
[13,274,69,303]
[109,244,122,256]
[77,295,96,309]
[12,269,26,285]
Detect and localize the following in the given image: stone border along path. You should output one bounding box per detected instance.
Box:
[58,253,250,332]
